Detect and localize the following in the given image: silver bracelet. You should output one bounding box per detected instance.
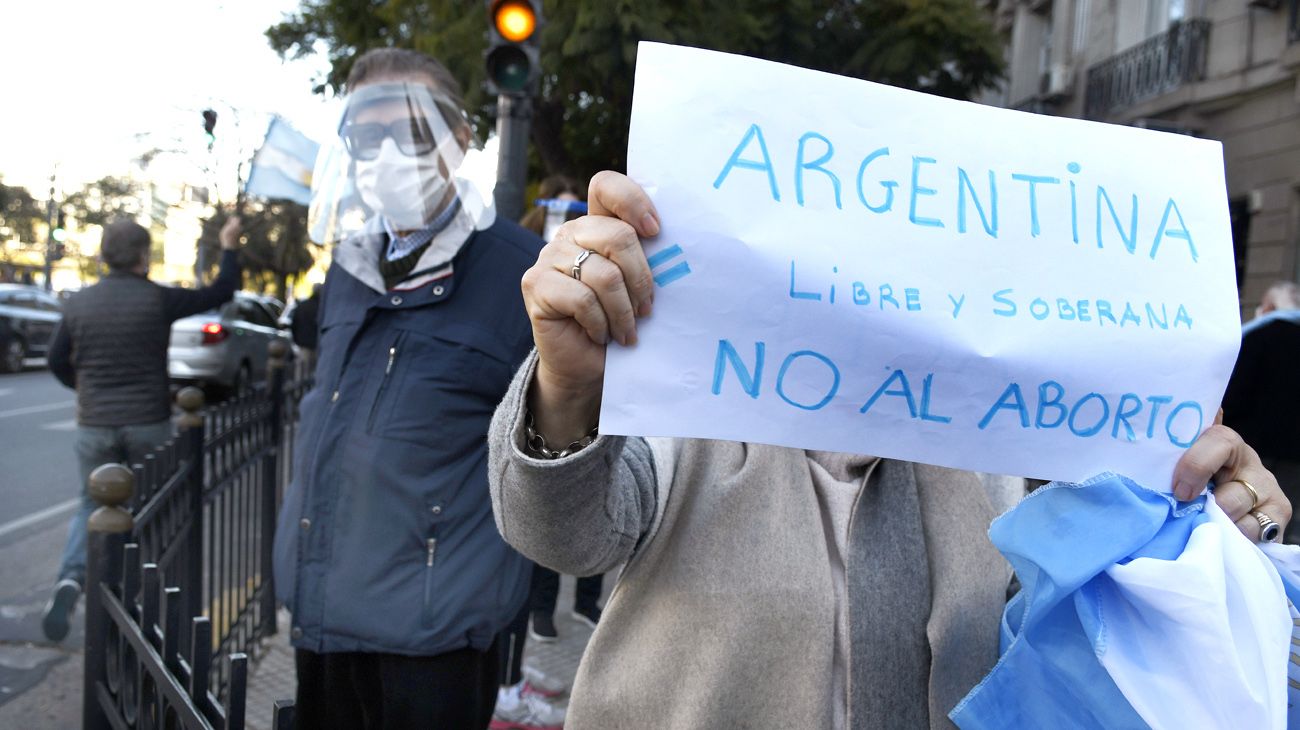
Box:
[524,409,598,459]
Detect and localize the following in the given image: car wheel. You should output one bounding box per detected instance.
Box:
[1,338,25,373]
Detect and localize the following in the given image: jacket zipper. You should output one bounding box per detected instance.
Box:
[423,537,438,610]
[365,334,404,432]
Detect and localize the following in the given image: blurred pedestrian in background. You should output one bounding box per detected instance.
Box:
[42,216,242,641]
[289,282,321,374]
[1223,279,1300,541]
[271,47,541,730]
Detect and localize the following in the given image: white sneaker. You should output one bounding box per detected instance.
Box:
[491,689,565,730]
[522,663,568,698]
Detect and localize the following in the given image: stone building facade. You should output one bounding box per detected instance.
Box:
[982,0,1300,313]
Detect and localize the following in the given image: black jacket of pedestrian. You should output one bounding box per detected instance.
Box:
[289,291,320,350]
[48,250,241,426]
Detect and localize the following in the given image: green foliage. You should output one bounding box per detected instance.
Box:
[198,199,316,300]
[64,176,143,229]
[0,178,46,244]
[267,0,1004,182]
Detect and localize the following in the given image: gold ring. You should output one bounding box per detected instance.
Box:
[1252,510,1281,543]
[1238,478,1261,512]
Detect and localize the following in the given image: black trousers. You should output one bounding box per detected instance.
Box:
[294,645,498,730]
[529,564,602,616]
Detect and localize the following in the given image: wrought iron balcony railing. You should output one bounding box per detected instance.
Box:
[1084,18,1211,119]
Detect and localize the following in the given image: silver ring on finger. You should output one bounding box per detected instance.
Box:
[572,249,594,281]
[1252,510,1282,543]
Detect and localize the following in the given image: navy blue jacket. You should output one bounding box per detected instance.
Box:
[273,217,541,655]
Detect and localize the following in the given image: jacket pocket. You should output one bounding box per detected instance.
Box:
[365,331,407,434]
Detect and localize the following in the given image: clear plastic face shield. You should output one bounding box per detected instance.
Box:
[308,82,495,244]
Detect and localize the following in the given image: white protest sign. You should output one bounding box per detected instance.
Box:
[602,42,1241,488]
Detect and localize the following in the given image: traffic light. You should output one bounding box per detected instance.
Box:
[485,0,542,96]
[202,109,218,147]
[49,211,66,261]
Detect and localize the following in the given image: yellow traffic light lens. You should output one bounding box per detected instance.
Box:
[494,1,536,43]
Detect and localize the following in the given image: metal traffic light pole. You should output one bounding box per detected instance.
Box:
[43,174,56,291]
[494,94,531,223]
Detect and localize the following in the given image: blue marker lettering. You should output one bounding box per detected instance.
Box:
[711,339,764,398]
[978,383,1030,430]
[1097,299,1116,325]
[1151,198,1198,262]
[1112,393,1143,441]
[853,282,871,305]
[860,369,918,418]
[856,147,897,213]
[789,260,821,301]
[796,132,842,209]
[948,293,966,319]
[1011,173,1060,237]
[1145,395,1173,439]
[919,373,952,423]
[1165,401,1203,448]
[992,289,1017,317]
[713,123,781,201]
[1035,381,1067,429]
[909,156,944,228]
[957,167,998,237]
[905,288,921,311]
[1146,303,1168,330]
[879,284,900,310]
[1068,393,1109,437]
[776,350,841,411]
[1096,186,1138,254]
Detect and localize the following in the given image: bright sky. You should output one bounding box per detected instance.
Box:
[0,0,344,199]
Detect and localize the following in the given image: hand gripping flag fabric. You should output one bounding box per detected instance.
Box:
[951,473,1300,730]
[245,117,320,206]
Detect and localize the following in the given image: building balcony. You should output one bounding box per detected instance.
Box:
[1084,18,1211,120]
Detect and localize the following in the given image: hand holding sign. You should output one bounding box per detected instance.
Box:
[521,171,661,446]
[599,42,1244,489]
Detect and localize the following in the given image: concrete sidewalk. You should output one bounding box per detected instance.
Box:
[245,574,605,730]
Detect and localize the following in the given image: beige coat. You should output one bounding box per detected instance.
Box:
[489,354,1019,729]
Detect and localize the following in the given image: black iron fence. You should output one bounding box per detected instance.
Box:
[83,342,310,729]
[1084,19,1211,119]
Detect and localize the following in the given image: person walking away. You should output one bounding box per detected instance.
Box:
[42,217,243,640]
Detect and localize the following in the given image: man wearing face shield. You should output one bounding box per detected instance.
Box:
[271,48,543,729]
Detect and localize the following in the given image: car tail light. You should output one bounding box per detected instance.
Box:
[201,322,228,345]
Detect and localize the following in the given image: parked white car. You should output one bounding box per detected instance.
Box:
[168,293,291,394]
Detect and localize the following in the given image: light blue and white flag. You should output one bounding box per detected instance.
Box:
[244,117,320,206]
[952,474,1300,730]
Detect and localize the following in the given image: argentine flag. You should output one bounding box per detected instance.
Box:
[952,474,1300,729]
[245,117,320,206]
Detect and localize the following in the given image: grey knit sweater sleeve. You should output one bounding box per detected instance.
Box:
[488,351,658,577]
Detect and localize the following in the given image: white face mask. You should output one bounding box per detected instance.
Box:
[354,138,449,230]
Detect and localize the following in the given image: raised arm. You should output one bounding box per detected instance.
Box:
[162,216,243,321]
[488,171,665,574]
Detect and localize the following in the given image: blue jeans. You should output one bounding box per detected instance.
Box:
[56,420,173,585]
